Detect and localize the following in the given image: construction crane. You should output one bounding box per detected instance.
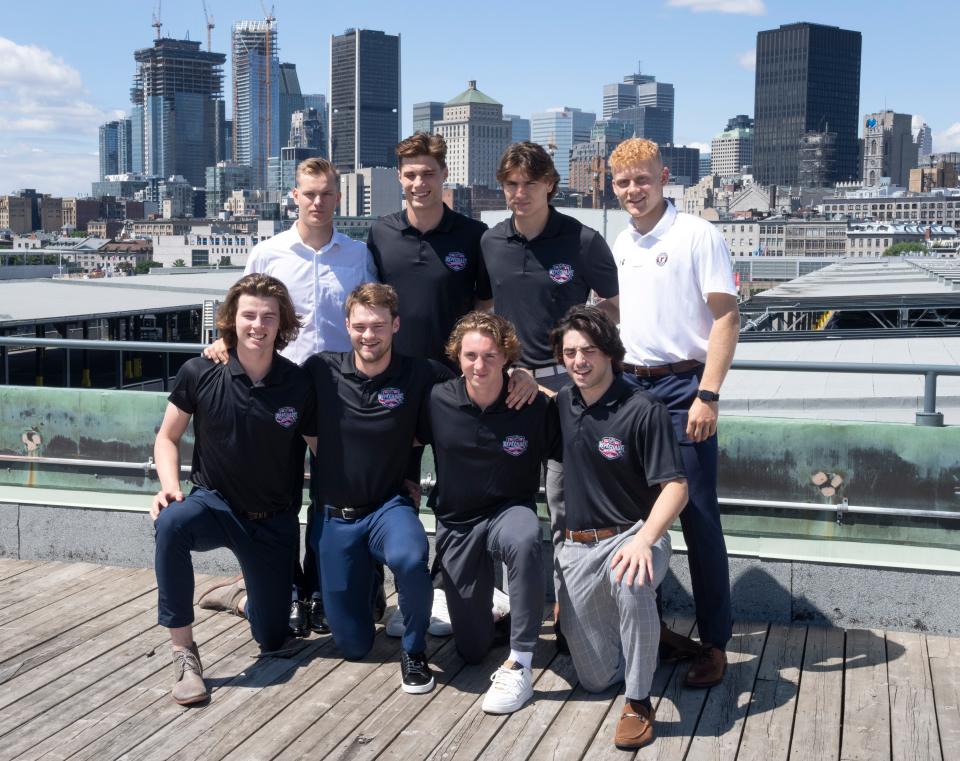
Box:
[201,0,215,52]
[260,2,276,186]
[151,0,162,39]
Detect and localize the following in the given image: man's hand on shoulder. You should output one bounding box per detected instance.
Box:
[505,367,538,408]
[202,337,230,364]
[686,398,718,442]
[150,489,184,521]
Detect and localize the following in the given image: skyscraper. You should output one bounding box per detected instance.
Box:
[302,94,328,155]
[279,62,305,146]
[289,108,324,152]
[435,81,510,188]
[862,111,917,188]
[412,102,444,134]
[99,121,120,180]
[530,107,596,187]
[504,114,531,143]
[329,28,401,172]
[912,118,933,161]
[611,105,672,147]
[130,38,226,186]
[711,115,754,178]
[753,22,862,187]
[601,67,672,142]
[232,20,280,189]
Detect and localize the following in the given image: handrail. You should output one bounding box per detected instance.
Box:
[1,453,957,523]
[1,336,957,425]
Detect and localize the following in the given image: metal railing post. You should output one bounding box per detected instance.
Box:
[916,371,944,427]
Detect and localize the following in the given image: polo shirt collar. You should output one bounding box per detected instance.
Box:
[507,205,562,242]
[570,373,633,411]
[630,200,677,242]
[399,204,456,235]
[452,373,510,410]
[226,348,285,386]
[341,349,403,381]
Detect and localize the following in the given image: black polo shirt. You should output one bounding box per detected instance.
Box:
[303,350,452,507]
[168,351,316,515]
[367,205,491,363]
[422,376,561,527]
[481,207,619,368]
[557,374,685,530]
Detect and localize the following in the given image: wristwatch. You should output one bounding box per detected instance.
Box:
[696,389,720,402]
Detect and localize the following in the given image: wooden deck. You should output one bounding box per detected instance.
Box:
[0,558,956,761]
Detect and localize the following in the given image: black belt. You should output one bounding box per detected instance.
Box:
[325,503,380,521]
[622,359,702,378]
[239,510,278,521]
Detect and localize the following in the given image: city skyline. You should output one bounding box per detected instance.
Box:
[1,0,958,196]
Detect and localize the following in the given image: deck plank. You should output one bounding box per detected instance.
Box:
[887,631,942,761]
[928,642,960,761]
[0,561,103,614]
[737,623,806,761]
[788,625,844,761]
[683,620,769,761]
[840,629,891,761]
[0,558,42,582]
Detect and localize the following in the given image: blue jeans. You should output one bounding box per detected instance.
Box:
[313,494,432,659]
[154,488,298,652]
[622,367,733,650]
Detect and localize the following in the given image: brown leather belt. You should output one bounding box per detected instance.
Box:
[565,525,634,544]
[622,359,702,378]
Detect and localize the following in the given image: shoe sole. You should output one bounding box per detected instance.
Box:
[401,676,435,694]
[615,736,655,750]
[173,692,209,706]
[481,695,532,714]
[196,575,243,610]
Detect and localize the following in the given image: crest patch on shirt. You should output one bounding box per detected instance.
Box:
[598,436,625,460]
[275,406,298,428]
[655,252,669,266]
[377,387,405,409]
[548,263,574,284]
[444,251,468,271]
[502,434,529,457]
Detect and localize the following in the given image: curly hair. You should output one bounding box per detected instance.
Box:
[445,311,521,367]
[550,305,625,373]
[216,273,300,352]
[608,138,663,173]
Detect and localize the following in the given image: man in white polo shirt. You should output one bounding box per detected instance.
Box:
[205,157,377,637]
[608,138,740,689]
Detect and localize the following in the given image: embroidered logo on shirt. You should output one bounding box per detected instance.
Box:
[444,251,468,271]
[548,263,574,284]
[598,436,625,460]
[502,434,529,457]
[275,407,298,428]
[655,252,669,266]
[377,387,405,409]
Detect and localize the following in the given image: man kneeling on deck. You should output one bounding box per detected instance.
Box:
[303,283,450,693]
[151,274,315,705]
[550,306,687,750]
[420,312,559,713]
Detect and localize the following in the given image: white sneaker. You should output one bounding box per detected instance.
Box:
[384,592,453,638]
[491,587,511,622]
[481,660,533,714]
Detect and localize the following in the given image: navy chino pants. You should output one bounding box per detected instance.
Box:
[622,367,733,650]
[154,488,298,652]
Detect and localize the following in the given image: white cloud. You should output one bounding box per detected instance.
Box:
[0,144,98,196]
[686,141,711,153]
[934,122,960,152]
[0,37,83,97]
[668,0,766,15]
[911,114,926,130]
[737,49,756,70]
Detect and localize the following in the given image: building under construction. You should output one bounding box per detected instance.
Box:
[130,38,226,186]
[232,20,280,190]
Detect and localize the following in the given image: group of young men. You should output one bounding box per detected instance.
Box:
[150,131,739,750]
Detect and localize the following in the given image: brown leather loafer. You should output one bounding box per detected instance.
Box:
[659,622,702,661]
[614,700,655,749]
[684,644,727,688]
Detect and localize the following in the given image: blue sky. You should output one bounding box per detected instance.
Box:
[1,0,958,196]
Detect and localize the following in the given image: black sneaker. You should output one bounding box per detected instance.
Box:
[400,650,435,694]
[289,599,308,638]
[308,597,330,634]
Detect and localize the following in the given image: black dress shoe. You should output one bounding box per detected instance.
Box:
[289,599,308,637]
[308,598,330,634]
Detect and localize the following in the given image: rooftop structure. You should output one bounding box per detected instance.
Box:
[435,81,509,188]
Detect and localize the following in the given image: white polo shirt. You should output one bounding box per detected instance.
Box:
[245,224,377,365]
[613,202,735,366]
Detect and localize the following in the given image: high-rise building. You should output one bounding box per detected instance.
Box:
[339,167,402,217]
[268,147,320,196]
[130,38,226,187]
[435,81,510,188]
[753,22,862,187]
[99,121,120,181]
[711,116,754,178]
[329,28,401,172]
[530,107,596,187]
[637,80,674,141]
[413,102,445,134]
[279,62,305,146]
[289,108,324,151]
[504,114,531,143]
[861,111,918,188]
[913,118,933,160]
[798,130,838,188]
[301,94,327,154]
[612,105,672,147]
[601,67,673,142]
[660,146,700,187]
[205,162,252,217]
[232,20,281,189]
[602,82,639,120]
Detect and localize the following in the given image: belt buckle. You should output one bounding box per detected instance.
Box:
[590,528,600,544]
[341,506,357,520]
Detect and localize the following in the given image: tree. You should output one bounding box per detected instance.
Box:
[172,258,186,267]
[135,260,164,274]
[882,241,926,257]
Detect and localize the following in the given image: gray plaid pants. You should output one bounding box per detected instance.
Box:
[557,526,671,700]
